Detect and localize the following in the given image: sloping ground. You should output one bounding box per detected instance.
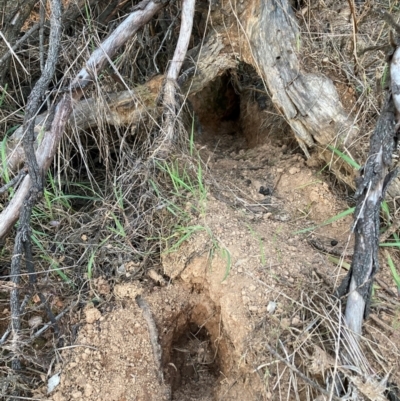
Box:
[51,114,400,400]
[1,2,400,400]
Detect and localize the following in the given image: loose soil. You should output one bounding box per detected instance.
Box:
[49,81,400,401]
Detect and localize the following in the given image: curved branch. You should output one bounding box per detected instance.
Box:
[156,0,196,156]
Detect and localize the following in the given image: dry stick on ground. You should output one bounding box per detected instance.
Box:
[336,58,400,336]
[9,0,63,372]
[154,0,196,158]
[136,296,164,383]
[0,0,168,240]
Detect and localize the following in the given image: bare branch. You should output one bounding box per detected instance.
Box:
[10,0,63,371]
[336,93,397,336]
[155,0,196,157]
[70,0,166,90]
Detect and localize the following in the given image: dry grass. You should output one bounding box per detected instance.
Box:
[297,0,400,160]
[246,274,400,400]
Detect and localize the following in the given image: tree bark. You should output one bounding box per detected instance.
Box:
[240,0,357,155]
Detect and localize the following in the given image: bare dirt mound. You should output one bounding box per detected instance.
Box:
[51,76,400,401]
[52,146,399,400]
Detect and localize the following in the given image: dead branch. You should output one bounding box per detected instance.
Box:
[70,0,166,91]
[5,76,163,174]
[0,0,99,71]
[136,296,164,383]
[336,76,399,336]
[10,0,63,371]
[155,0,196,157]
[240,0,358,157]
[0,0,168,240]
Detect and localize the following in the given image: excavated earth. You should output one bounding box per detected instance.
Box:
[49,79,400,401]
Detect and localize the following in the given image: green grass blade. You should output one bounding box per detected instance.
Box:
[190,115,195,156]
[379,242,400,248]
[385,250,400,293]
[327,145,360,170]
[221,247,231,281]
[87,249,96,279]
[50,260,74,286]
[295,207,355,234]
[328,255,350,270]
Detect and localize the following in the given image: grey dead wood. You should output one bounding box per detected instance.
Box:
[335,15,400,336]
[155,0,196,157]
[335,93,398,335]
[9,0,63,372]
[241,0,358,157]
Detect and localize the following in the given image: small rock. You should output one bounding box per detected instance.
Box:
[148,269,166,286]
[93,277,110,295]
[248,305,258,312]
[28,316,42,329]
[288,167,300,175]
[242,296,250,304]
[280,318,290,329]
[47,372,61,394]
[84,384,93,397]
[71,390,82,399]
[309,190,320,203]
[114,282,143,299]
[263,212,272,220]
[85,308,101,324]
[267,301,277,314]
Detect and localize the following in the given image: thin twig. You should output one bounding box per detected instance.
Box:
[0,31,30,76]
[154,0,196,157]
[31,307,70,341]
[136,295,163,383]
[0,169,28,194]
[0,24,40,68]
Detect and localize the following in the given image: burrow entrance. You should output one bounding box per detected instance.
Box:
[169,323,220,400]
[189,63,292,153]
[161,296,231,401]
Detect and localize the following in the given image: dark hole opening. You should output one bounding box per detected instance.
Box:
[168,322,221,400]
